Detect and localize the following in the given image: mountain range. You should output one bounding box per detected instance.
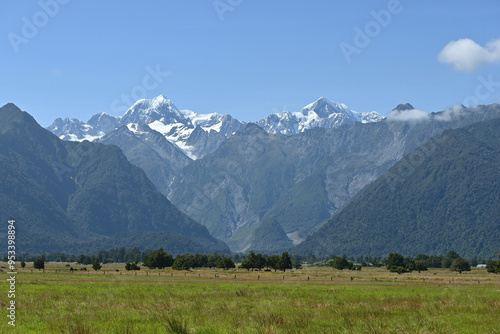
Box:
[37,97,500,255]
[255,97,384,135]
[46,97,500,254]
[48,95,383,160]
[47,95,245,160]
[167,104,500,252]
[0,103,229,255]
[296,117,500,258]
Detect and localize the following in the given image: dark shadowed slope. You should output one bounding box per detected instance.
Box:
[296,118,500,258]
[0,103,228,254]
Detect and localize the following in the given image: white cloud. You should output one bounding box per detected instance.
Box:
[387,108,429,122]
[434,104,466,121]
[438,38,500,73]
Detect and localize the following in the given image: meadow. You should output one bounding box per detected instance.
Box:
[0,263,499,333]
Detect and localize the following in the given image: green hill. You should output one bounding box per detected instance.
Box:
[295,118,500,258]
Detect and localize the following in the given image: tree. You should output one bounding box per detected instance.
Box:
[486,260,500,274]
[59,253,67,262]
[389,266,408,274]
[125,261,141,271]
[415,254,429,262]
[191,254,208,268]
[450,257,471,274]
[33,257,44,270]
[239,259,252,271]
[266,255,281,272]
[404,257,416,273]
[207,254,222,268]
[77,254,92,265]
[414,261,428,273]
[292,261,302,270]
[278,252,293,272]
[143,249,174,269]
[442,251,460,268]
[92,257,102,271]
[425,255,444,268]
[172,254,194,270]
[20,261,26,268]
[215,257,235,270]
[247,251,265,270]
[331,256,350,271]
[386,253,405,270]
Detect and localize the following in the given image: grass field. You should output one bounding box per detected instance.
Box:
[0,263,499,333]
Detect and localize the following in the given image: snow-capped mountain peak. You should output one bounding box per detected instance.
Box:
[301,97,354,118]
[115,96,245,158]
[256,97,384,135]
[46,95,384,159]
[87,112,121,133]
[47,116,115,142]
[121,95,188,126]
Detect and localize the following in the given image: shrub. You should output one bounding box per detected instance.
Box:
[33,257,44,270]
[125,261,141,271]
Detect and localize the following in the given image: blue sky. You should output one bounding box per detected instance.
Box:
[1,0,499,127]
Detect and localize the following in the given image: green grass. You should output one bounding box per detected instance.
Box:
[1,264,499,333]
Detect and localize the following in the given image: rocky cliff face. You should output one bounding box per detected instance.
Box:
[295,117,500,258]
[97,123,192,195]
[168,104,500,252]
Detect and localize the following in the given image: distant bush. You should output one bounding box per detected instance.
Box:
[143,249,173,269]
[33,257,44,270]
[450,257,471,273]
[92,258,102,271]
[486,260,500,274]
[125,261,141,271]
[389,266,408,274]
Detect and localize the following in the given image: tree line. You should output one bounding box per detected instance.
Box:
[324,251,500,275]
[131,249,297,272]
[139,249,236,270]
[10,247,149,264]
[238,251,299,272]
[9,248,500,275]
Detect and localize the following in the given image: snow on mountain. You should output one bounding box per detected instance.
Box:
[47,95,246,159]
[88,112,121,133]
[359,111,385,123]
[47,95,384,159]
[256,97,384,135]
[120,95,190,126]
[47,117,108,141]
[120,95,246,159]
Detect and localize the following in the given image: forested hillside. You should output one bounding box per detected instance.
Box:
[0,104,228,254]
[296,118,500,258]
